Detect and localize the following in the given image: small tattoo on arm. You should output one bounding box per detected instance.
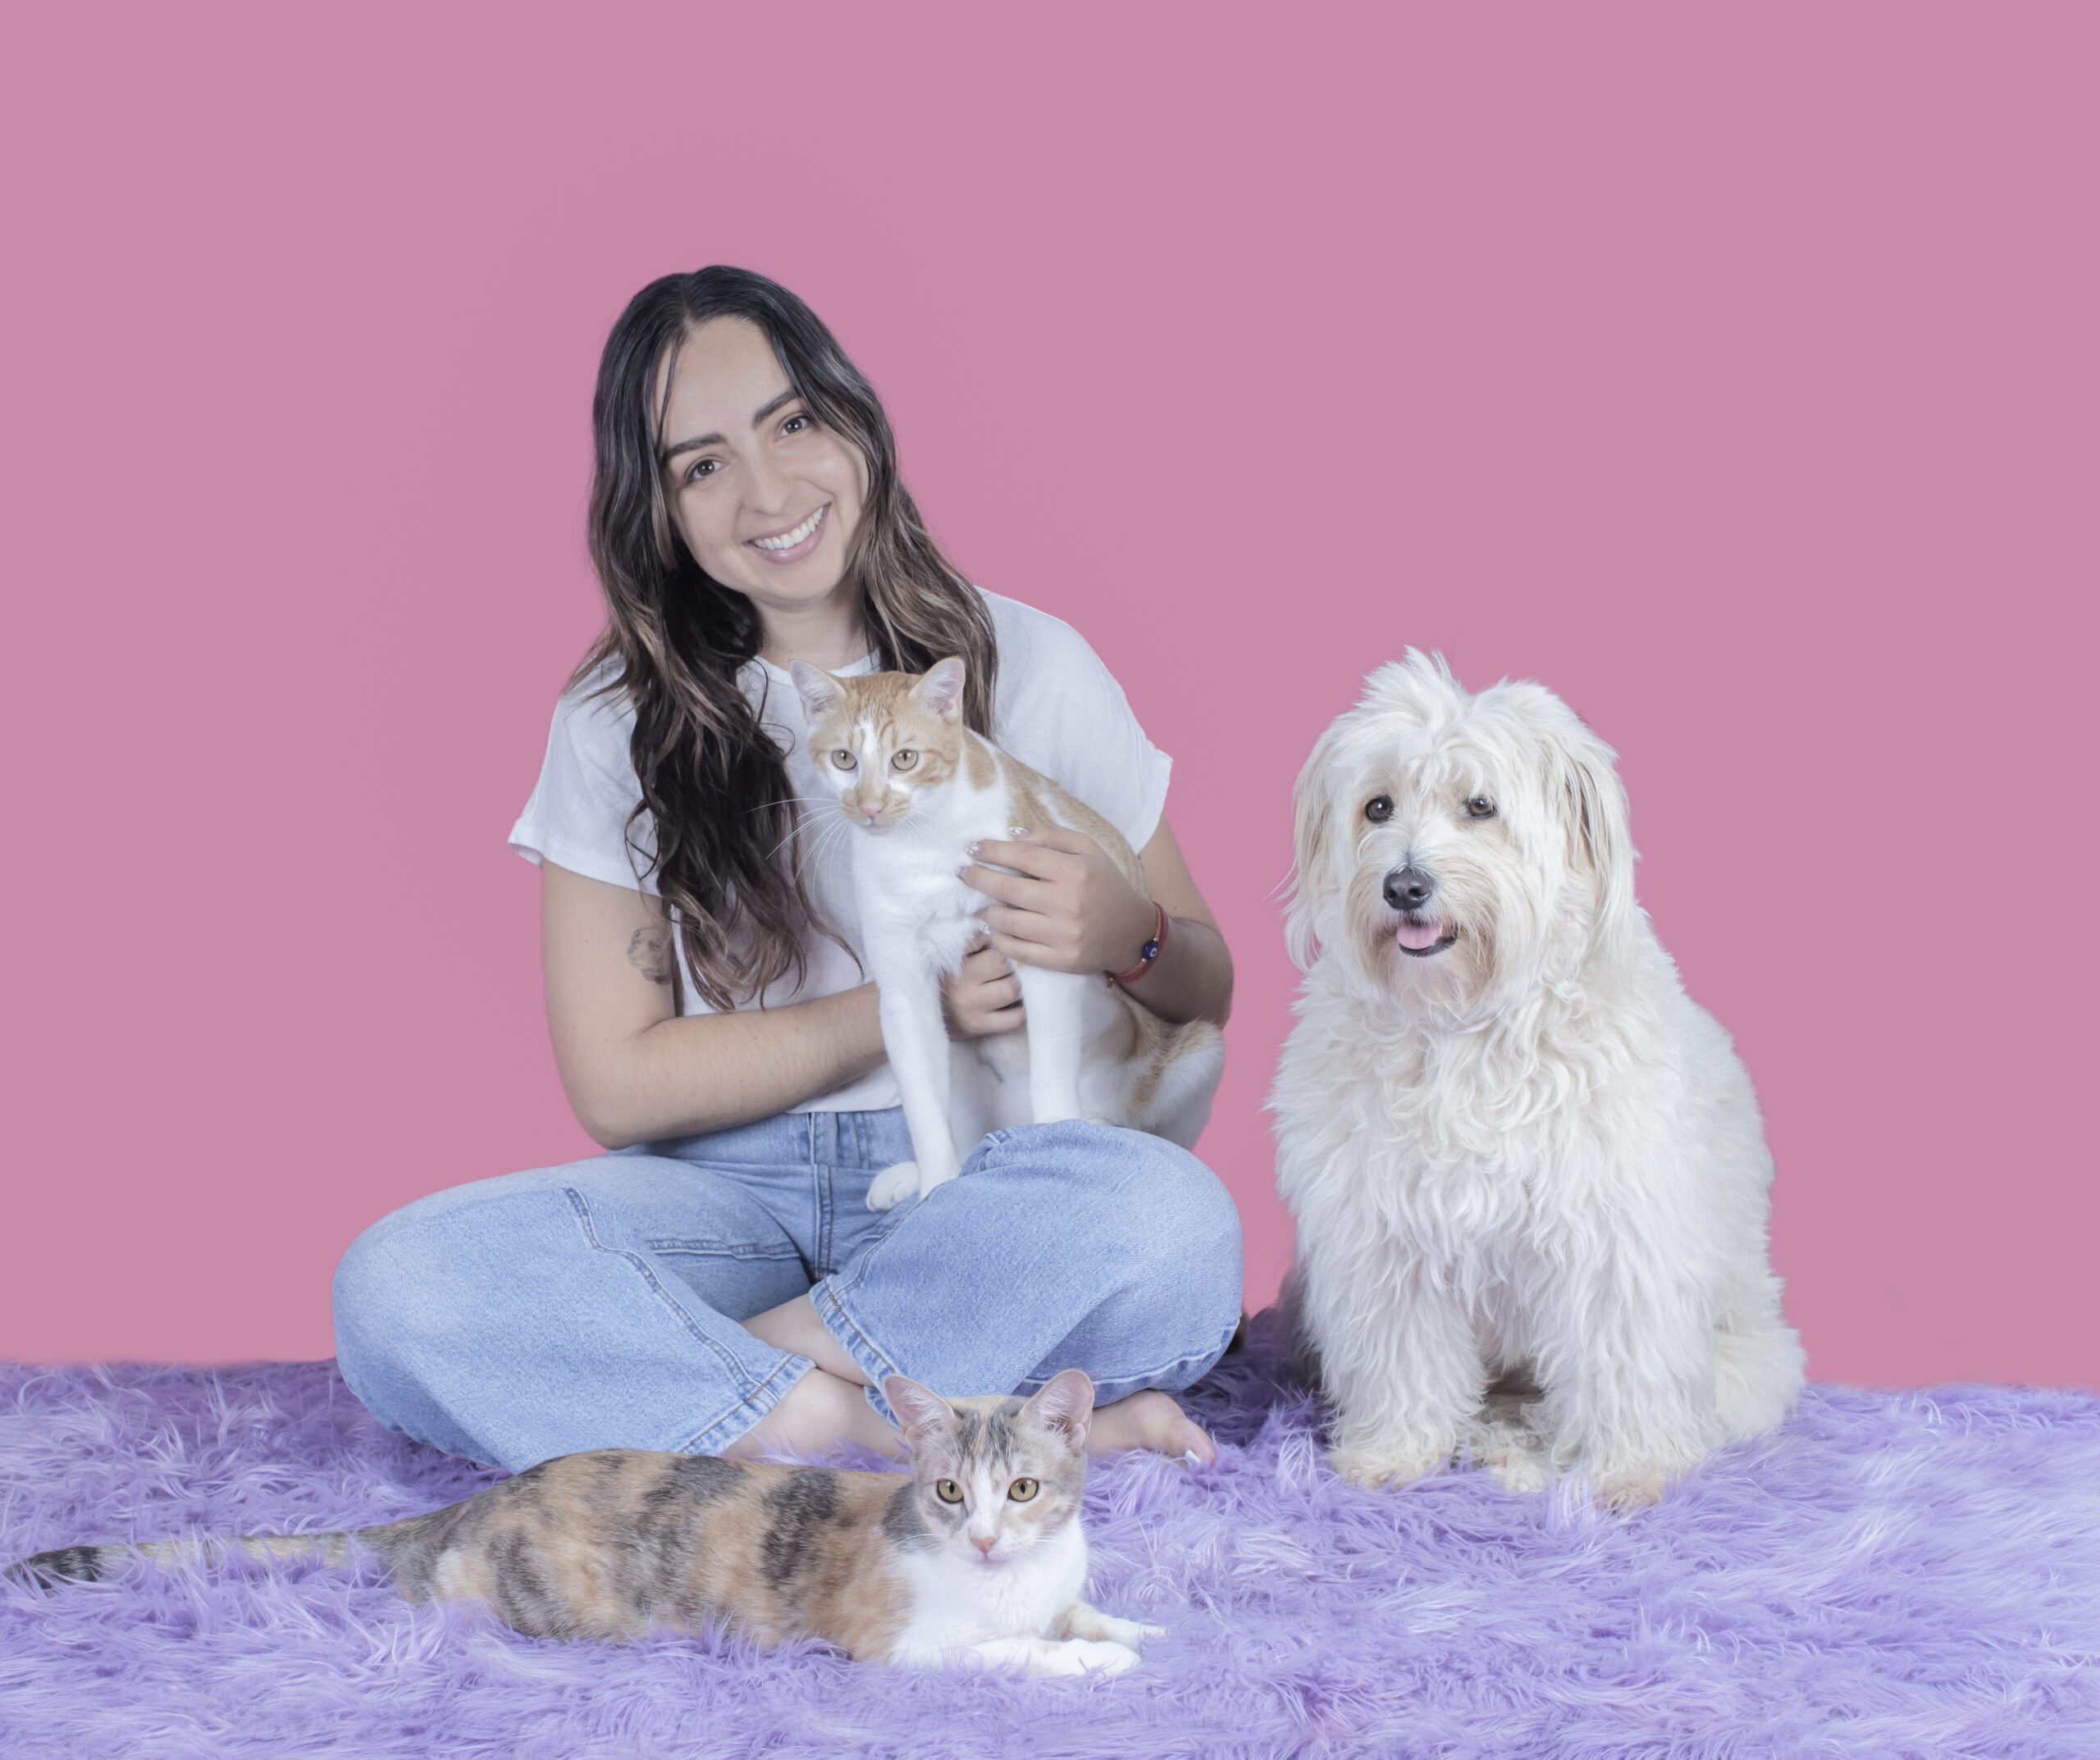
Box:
[627,927,674,985]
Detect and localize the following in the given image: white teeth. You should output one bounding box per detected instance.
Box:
[752,507,824,550]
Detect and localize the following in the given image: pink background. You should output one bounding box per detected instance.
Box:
[3,7,2093,1384]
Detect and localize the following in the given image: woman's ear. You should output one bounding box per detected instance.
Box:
[788,659,845,725]
[1285,718,1344,971]
[913,656,966,723]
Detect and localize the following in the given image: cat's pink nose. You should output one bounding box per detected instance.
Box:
[971,1534,995,1556]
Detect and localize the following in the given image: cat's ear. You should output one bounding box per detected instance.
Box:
[1019,1369,1095,1452]
[883,1375,956,1443]
[788,659,845,724]
[911,657,966,724]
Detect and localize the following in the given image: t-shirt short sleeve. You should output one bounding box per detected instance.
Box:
[991,596,1173,855]
[507,678,660,894]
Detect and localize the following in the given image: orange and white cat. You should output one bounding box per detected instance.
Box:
[790,656,1224,1212]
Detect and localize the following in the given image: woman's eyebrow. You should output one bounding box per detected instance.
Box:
[660,388,801,466]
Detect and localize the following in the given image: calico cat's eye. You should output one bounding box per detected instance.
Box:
[832,750,857,770]
[1463,795,1497,819]
[935,1479,964,1504]
[892,750,919,772]
[1007,1478,1039,1502]
[1364,795,1394,823]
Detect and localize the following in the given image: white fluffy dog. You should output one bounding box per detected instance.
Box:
[1271,651,1803,1508]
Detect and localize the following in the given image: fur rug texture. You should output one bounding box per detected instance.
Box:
[3,1312,2097,1758]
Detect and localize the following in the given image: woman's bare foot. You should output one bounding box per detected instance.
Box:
[723,1367,906,1464]
[1089,1390,1216,1464]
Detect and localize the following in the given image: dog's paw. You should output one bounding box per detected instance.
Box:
[866,1163,921,1213]
[1326,1443,1449,1490]
[1463,1404,1551,1494]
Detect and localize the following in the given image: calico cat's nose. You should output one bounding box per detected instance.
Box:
[970,1534,995,1556]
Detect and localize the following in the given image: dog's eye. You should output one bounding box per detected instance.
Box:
[1364,796,1394,823]
[1463,796,1497,819]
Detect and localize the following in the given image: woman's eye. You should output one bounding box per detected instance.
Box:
[833,750,856,770]
[1007,1478,1039,1502]
[1463,796,1497,819]
[1364,796,1394,823]
[683,458,719,484]
[781,413,810,435]
[892,750,918,772]
[935,1479,964,1505]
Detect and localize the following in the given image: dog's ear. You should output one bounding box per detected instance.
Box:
[1285,716,1347,970]
[1547,709,1636,951]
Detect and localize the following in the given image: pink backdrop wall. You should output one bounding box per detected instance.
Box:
[3,7,2093,1384]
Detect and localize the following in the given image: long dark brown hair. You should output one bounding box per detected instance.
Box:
[570,267,998,1010]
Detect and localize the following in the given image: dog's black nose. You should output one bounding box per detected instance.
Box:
[1383,867,1436,911]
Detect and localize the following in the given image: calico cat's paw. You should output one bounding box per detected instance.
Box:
[867,1162,923,1212]
[1055,1639,1141,1677]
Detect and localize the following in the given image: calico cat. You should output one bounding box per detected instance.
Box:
[789,654,1225,1212]
[7,1370,1162,1676]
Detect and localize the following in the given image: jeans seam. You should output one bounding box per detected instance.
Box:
[673,1352,815,1456]
[807,1280,904,1415]
[563,1187,786,1407]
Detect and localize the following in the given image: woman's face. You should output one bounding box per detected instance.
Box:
[655,316,868,616]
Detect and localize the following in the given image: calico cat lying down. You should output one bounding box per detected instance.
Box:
[7,1369,1164,1677]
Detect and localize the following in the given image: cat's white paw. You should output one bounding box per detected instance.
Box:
[1090,1614,1166,1646]
[866,1162,922,1212]
[1058,1639,1141,1677]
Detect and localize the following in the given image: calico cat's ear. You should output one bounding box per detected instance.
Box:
[911,657,966,724]
[788,659,846,723]
[1019,1368,1095,1452]
[883,1375,956,1443]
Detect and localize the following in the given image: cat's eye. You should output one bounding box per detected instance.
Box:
[934,1479,964,1504]
[892,750,919,772]
[1364,796,1394,823]
[1463,795,1497,819]
[832,750,857,770]
[1007,1478,1039,1502]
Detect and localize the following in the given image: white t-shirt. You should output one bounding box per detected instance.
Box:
[508,589,1173,1113]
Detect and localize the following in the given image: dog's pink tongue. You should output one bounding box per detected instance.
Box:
[1395,919,1444,950]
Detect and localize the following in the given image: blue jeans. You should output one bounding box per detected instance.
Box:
[331,1110,1244,1472]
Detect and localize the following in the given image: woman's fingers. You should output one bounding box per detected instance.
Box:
[959,860,1055,907]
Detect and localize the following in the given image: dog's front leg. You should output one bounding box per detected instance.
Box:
[1533,1250,1722,1511]
[1308,1256,1482,1491]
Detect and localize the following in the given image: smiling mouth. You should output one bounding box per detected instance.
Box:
[747,504,827,553]
[1395,914,1459,957]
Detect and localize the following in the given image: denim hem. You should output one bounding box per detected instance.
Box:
[672,1351,819,1456]
[1030,1320,1240,1407]
[808,1280,904,1427]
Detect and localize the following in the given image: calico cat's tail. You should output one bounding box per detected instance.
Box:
[7,1530,354,1589]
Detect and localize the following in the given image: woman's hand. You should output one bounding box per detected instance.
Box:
[961,827,1157,977]
[941,937,1025,1038]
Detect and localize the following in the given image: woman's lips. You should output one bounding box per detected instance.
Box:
[746,504,828,563]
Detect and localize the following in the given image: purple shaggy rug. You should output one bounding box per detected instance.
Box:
[3,1315,2098,1760]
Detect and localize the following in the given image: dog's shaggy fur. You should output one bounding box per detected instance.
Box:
[1271,651,1804,1508]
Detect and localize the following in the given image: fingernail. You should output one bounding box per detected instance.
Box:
[966,841,980,858]
[1008,826,1030,839]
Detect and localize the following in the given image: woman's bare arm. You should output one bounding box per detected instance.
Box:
[540,860,888,1148]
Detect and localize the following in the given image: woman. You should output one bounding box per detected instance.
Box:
[331,267,1242,1475]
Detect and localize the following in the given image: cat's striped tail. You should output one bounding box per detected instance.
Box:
[7,1531,354,1589]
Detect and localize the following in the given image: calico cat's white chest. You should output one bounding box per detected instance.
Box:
[892,1522,1089,1649]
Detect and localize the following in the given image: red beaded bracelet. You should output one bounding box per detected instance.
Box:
[1107,901,1168,987]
